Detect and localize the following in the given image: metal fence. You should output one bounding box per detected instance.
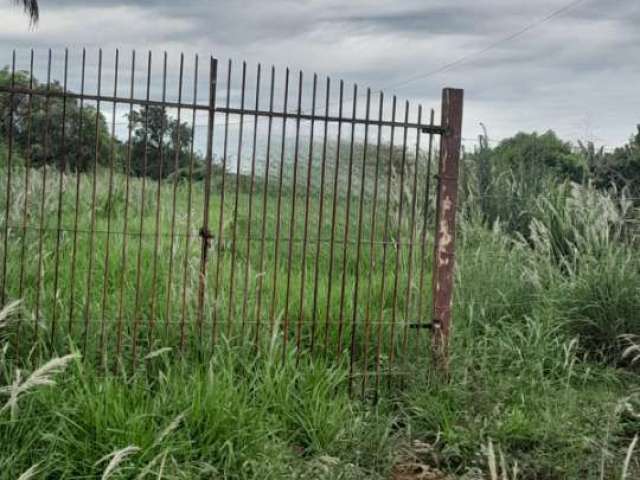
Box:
[0,48,463,393]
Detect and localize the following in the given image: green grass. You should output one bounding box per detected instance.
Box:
[0,154,430,372]
[0,344,395,479]
[1,155,640,478]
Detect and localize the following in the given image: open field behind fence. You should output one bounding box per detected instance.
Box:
[0,48,463,395]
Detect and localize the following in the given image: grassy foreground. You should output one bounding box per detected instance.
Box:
[1,149,640,478]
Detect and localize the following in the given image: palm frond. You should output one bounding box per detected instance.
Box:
[13,0,39,25]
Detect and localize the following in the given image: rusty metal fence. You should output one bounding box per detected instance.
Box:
[0,48,462,393]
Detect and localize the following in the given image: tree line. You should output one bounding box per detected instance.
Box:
[0,67,199,179]
[462,127,640,237]
[2,66,639,204]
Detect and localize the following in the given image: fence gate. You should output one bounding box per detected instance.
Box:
[0,48,462,394]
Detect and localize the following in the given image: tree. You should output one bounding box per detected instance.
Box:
[127,105,194,179]
[590,126,640,198]
[0,67,113,172]
[577,140,606,172]
[13,0,39,24]
[462,130,587,236]
[490,130,586,183]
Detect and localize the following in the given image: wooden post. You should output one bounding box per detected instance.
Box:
[431,88,463,373]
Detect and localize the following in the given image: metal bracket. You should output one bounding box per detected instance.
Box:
[199,227,214,247]
[422,125,448,136]
[433,174,458,182]
[408,322,433,330]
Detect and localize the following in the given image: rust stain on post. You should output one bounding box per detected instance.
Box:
[431,88,463,373]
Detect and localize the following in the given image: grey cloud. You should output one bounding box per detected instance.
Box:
[0,0,638,146]
[323,7,500,37]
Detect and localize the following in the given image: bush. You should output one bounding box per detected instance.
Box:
[556,249,640,362]
[461,130,587,238]
[527,184,640,362]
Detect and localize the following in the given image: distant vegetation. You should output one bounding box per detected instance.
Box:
[0,67,200,178]
[462,128,640,237]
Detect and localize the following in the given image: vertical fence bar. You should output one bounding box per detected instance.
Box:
[309,78,330,354]
[431,88,463,373]
[1,51,16,308]
[211,59,232,346]
[80,49,103,354]
[241,63,261,337]
[68,49,86,337]
[360,92,384,396]
[51,48,69,348]
[388,101,410,373]
[401,105,423,357]
[116,50,136,359]
[282,71,303,361]
[227,61,247,338]
[131,51,153,368]
[268,68,289,337]
[415,109,435,354]
[165,53,185,339]
[18,49,34,300]
[34,50,53,343]
[348,88,371,392]
[254,66,275,345]
[323,80,344,354]
[295,73,318,360]
[179,54,199,350]
[374,95,396,394]
[16,49,34,358]
[82,49,103,356]
[148,52,168,347]
[196,57,217,342]
[336,84,358,359]
[98,49,119,364]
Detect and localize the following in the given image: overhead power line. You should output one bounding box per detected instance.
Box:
[386,0,589,90]
[318,0,590,114]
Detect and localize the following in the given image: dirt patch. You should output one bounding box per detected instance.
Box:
[391,439,456,480]
[391,462,453,480]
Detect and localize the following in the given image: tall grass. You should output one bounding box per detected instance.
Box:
[1,140,640,477]
[527,184,640,362]
[0,151,433,376]
[0,341,395,478]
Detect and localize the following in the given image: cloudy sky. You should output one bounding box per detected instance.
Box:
[1,0,639,148]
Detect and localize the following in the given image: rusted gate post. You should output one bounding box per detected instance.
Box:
[431,88,463,373]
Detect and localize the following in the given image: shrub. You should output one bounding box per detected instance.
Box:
[527,184,640,362]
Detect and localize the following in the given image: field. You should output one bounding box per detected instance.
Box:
[0,136,435,372]
[1,131,640,479]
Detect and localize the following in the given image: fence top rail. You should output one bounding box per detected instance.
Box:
[0,84,445,134]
